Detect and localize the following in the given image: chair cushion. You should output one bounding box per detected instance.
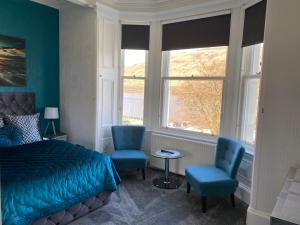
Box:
[111,150,148,169]
[185,165,238,196]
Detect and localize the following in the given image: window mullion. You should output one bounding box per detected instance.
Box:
[161,51,170,127]
[119,50,125,124]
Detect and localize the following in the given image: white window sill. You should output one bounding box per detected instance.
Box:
[242,142,255,156]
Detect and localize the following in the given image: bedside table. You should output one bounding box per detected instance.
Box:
[44,132,67,141]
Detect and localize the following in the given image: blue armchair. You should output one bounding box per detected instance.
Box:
[111,125,147,179]
[185,137,245,212]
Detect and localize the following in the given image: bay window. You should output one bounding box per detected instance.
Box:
[117,1,267,145]
[239,0,266,146]
[161,14,231,136]
[120,25,150,125]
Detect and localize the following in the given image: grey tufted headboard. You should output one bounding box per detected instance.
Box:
[0,92,35,117]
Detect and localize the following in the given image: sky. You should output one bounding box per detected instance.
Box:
[124,50,146,66]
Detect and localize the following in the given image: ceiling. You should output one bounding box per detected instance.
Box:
[99,0,235,11]
[113,0,171,3]
[33,0,244,12]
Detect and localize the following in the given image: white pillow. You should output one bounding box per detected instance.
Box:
[4,113,42,144]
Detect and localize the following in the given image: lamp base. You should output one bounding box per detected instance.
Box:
[44,120,57,136]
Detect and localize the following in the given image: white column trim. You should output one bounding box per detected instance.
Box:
[247,207,270,225]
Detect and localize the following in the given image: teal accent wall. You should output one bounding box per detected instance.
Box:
[0,0,59,130]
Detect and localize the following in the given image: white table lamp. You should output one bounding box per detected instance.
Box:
[44,107,59,136]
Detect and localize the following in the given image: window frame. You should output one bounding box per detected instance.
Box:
[238,43,263,148]
[119,49,149,125]
[160,48,228,138]
[239,75,261,147]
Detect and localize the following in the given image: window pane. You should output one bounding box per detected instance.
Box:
[123,50,146,77]
[167,46,228,77]
[165,80,223,135]
[122,79,144,125]
[241,43,264,75]
[241,78,260,145]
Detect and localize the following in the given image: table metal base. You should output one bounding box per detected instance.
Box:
[152,157,182,189]
[153,177,181,189]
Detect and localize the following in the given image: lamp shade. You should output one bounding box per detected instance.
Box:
[44,107,59,119]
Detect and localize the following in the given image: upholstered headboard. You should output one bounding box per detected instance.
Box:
[0,93,35,116]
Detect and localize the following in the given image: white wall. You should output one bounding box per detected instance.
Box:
[148,133,216,175]
[60,4,98,149]
[247,0,300,224]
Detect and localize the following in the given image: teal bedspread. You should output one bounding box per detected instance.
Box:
[0,140,121,225]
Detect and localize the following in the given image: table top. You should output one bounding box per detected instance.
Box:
[151,149,184,159]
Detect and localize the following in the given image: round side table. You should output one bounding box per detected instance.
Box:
[151,149,184,189]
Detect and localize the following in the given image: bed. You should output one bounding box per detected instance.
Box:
[0,93,121,225]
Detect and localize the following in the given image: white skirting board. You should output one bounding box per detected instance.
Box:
[247,207,271,225]
[235,183,251,205]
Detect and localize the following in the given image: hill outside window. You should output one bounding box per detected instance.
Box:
[120,25,150,125]
[161,14,231,136]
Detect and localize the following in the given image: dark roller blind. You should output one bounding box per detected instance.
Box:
[162,14,231,51]
[242,0,267,47]
[121,25,150,50]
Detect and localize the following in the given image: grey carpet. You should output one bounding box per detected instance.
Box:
[70,169,247,225]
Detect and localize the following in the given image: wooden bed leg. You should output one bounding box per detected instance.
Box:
[202,196,207,213]
[187,182,191,193]
[142,168,145,180]
[230,193,235,208]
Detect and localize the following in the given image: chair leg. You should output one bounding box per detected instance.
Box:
[187,182,191,193]
[230,193,235,208]
[202,196,207,213]
[142,168,145,180]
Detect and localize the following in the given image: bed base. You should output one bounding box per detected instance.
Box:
[0,93,112,225]
[31,191,112,225]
